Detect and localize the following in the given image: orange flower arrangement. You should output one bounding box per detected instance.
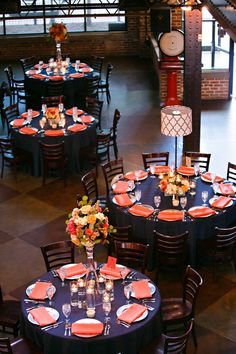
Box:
[49,23,68,42]
[159,172,189,196]
[45,107,60,120]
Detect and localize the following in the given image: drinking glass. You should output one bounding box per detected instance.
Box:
[39,119,45,130]
[201,190,209,206]
[154,195,161,210]
[46,286,55,306]
[27,109,33,124]
[41,104,47,114]
[134,170,142,184]
[134,189,141,202]
[194,163,200,179]
[72,107,78,122]
[211,173,216,184]
[120,267,127,285]
[62,303,71,333]
[102,300,111,319]
[60,268,66,287]
[149,164,156,178]
[124,285,132,305]
[212,182,219,195]
[180,196,187,211]
[58,102,64,113]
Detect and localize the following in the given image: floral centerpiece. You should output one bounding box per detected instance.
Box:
[66,196,113,251]
[45,107,60,120]
[49,23,68,42]
[159,172,189,196]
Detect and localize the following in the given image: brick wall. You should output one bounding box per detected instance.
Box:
[201,70,230,100]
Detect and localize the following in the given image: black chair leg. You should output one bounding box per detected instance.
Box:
[192,321,198,347]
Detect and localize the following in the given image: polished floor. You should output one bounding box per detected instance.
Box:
[1,57,236,353]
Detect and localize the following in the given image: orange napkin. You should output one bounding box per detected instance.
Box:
[57,263,87,278]
[219,183,235,196]
[81,67,92,73]
[131,280,152,299]
[157,210,184,221]
[117,303,147,324]
[49,76,64,81]
[12,118,25,128]
[71,322,103,336]
[128,204,154,218]
[21,111,39,118]
[69,73,84,78]
[100,265,130,279]
[29,307,56,327]
[113,181,131,194]
[67,125,87,133]
[34,63,48,69]
[154,166,171,174]
[80,115,93,124]
[27,69,38,75]
[79,63,87,68]
[19,127,37,135]
[201,172,224,183]
[125,170,148,181]
[44,130,64,136]
[31,74,47,80]
[211,196,232,209]
[177,166,195,175]
[188,207,216,218]
[114,194,133,207]
[28,282,52,300]
[66,108,84,116]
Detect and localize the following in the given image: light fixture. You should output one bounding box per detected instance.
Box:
[159,0,204,10]
[161,105,192,170]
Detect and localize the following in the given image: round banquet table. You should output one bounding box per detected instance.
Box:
[108,173,236,269]
[25,62,100,109]
[11,110,97,176]
[20,270,162,354]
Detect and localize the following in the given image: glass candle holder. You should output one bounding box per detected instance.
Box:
[77,279,86,309]
[86,287,95,318]
[189,179,196,195]
[98,274,105,294]
[105,279,114,301]
[70,281,78,307]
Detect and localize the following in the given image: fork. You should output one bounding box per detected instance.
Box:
[116,319,130,328]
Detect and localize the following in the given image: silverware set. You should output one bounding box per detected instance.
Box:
[42,321,63,331]
[51,270,59,278]
[24,299,45,304]
[104,319,111,336]
[116,319,130,328]
[64,322,71,336]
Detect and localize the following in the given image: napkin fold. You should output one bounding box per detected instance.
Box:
[28,281,52,300]
[65,108,84,116]
[80,115,93,124]
[67,124,87,133]
[21,111,39,119]
[44,130,64,136]
[128,204,154,218]
[114,193,134,207]
[71,322,104,336]
[31,74,47,80]
[100,265,130,279]
[125,170,148,181]
[188,207,216,218]
[131,280,152,299]
[117,303,147,324]
[177,166,195,175]
[219,183,235,196]
[113,180,132,194]
[19,127,37,135]
[69,73,84,78]
[157,210,184,221]
[211,196,232,209]
[80,67,92,73]
[154,166,171,174]
[29,307,56,327]
[12,118,25,128]
[57,263,87,278]
[201,172,224,183]
[49,76,64,81]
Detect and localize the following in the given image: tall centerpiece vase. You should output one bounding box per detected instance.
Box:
[85,243,102,307]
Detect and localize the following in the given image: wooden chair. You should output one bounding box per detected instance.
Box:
[101,158,124,196]
[41,95,64,107]
[40,240,75,271]
[85,96,103,130]
[0,286,20,338]
[20,56,37,75]
[98,63,113,104]
[0,137,31,179]
[154,230,188,282]
[108,225,132,256]
[226,162,236,183]
[89,55,104,77]
[39,141,68,186]
[211,226,236,280]
[4,65,25,105]
[46,81,65,97]
[86,77,100,99]
[161,265,203,347]
[151,319,194,354]
[81,169,107,209]
[0,337,43,354]
[98,109,121,159]
[2,103,20,136]
[184,151,211,172]
[114,241,149,274]
[142,152,169,169]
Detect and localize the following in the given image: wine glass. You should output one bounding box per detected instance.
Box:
[201,190,209,206]
[149,164,156,178]
[154,195,161,211]
[39,119,45,130]
[46,286,55,306]
[62,303,71,333]
[180,196,187,221]
[120,267,127,285]
[58,102,64,113]
[102,300,111,320]
[194,163,200,179]
[134,189,141,203]
[134,170,142,184]
[60,268,67,287]
[124,284,132,305]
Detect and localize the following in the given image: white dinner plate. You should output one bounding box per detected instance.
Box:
[26,283,56,298]
[201,174,224,183]
[79,67,94,73]
[100,264,126,280]
[128,204,154,217]
[116,304,148,322]
[188,206,216,218]
[112,181,135,193]
[72,318,103,338]
[112,194,136,206]
[28,307,59,325]
[77,116,95,124]
[216,184,236,195]
[60,263,87,280]
[209,197,233,208]
[19,127,38,135]
[10,120,28,127]
[110,174,124,186]
[131,282,156,298]
[124,171,148,181]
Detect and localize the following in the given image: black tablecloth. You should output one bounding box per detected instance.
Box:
[21,270,162,354]
[108,174,236,269]
[11,111,97,176]
[25,63,100,109]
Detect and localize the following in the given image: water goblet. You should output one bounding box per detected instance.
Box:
[212,182,219,195]
[134,170,142,184]
[149,164,156,178]
[46,286,55,306]
[62,303,71,335]
[134,189,141,203]
[102,300,111,320]
[27,108,33,124]
[194,163,200,179]
[180,196,187,221]
[39,119,45,130]
[58,102,64,113]
[124,284,132,305]
[154,195,161,210]
[41,103,47,114]
[211,173,216,184]
[120,267,127,285]
[60,268,67,287]
[201,190,209,206]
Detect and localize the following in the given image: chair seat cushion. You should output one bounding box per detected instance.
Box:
[161,297,192,323]
[0,300,21,326]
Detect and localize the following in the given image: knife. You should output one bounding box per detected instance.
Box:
[41,321,63,331]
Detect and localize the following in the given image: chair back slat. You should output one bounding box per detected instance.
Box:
[183,266,203,312]
[184,151,211,172]
[163,319,194,354]
[142,152,169,169]
[226,162,236,183]
[40,240,75,271]
[81,169,99,201]
[101,158,124,195]
[114,241,149,273]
